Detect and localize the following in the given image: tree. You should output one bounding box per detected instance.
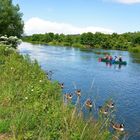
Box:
[64,35,73,45]
[0,0,24,37]
[80,32,94,46]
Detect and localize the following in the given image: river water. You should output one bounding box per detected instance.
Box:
[18,42,140,140]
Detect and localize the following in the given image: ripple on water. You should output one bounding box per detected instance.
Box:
[18,43,140,140]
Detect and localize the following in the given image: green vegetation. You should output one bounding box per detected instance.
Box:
[0,0,24,37]
[0,0,125,138]
[128,45,140,53]
[23,32,140,53]
[0,45,115,139]
[0,35,21,48]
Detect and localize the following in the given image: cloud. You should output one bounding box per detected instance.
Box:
[24,17,114,35]
[106,0,140,4]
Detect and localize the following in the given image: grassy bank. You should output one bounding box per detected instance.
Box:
[0,45,114,139]
[23,39,140,55]
[129,45,140,53]
[22,40,85,49]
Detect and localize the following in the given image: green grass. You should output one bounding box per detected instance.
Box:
[23,40,86,49]
[129,45,140,53]
[0,45,114,139]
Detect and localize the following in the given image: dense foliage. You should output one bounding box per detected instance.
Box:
[0,35,21,48]
[0,45,114,139]
[0,0,24,37]
[23,32,140,53]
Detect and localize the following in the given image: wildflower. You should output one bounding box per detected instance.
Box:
[0,35,8,40]
[31,89,34,92]
[25,97,28,100]
[39,80,42,82]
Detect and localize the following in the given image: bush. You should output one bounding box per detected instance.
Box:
[0,35,21,48]
[63,42,71,47]
[72,43,84,48]
[129,45,140,53]
[48,41,63,46]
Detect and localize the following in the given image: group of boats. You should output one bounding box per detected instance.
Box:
[99,58,127,65]
[99,55,127,65]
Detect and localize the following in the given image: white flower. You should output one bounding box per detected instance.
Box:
[9,36,18,40]
[0,35,21,46]
[0,36,8,40]
[31,89,34,92]
[25,97,28,100]
[18,39,22,44]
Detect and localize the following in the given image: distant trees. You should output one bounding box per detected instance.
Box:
[23,31,140,52]
[80,32,94,46]
[0,0,24,37]
[132,33,140,45]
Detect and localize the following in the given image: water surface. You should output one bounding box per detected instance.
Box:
[18,42,140,140]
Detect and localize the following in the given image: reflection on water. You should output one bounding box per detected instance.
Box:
[103,62,127,70]
[129,53,140,64]
[18,42,140,140]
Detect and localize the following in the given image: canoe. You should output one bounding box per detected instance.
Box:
[99,58,127,65]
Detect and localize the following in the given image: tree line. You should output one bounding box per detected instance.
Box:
[23,32,140,52]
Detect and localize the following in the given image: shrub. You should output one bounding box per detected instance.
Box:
[72,43,84,48]
[0,35,21,48]
[129,45,140,53]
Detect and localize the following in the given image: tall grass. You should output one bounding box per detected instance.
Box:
[0,45,113,139]
[129,45,140,53]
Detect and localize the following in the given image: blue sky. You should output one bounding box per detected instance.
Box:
[13,0,140,35]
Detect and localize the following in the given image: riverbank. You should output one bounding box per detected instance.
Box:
[22,32,140,53]
[22,40,140,54]
[22,40,85,48]
[0,45,114,139]
[128,45,140,53]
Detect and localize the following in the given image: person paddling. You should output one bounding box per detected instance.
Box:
[109,56,113,61]
[104,54,109,60]
[118,56,122,62]
[114,56,118,61]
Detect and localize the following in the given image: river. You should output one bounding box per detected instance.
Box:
[18,42,140,140]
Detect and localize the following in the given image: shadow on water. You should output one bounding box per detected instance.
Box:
[104,62,127,70]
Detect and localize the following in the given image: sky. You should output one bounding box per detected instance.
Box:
[13,0,140,35]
